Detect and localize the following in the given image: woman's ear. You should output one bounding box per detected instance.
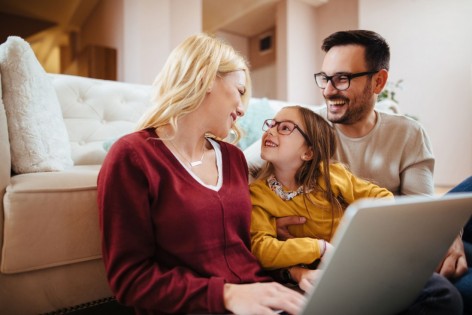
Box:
[206,79,215,93]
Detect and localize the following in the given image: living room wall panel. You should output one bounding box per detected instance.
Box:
[81,0,202,84]
[360,0,472,186]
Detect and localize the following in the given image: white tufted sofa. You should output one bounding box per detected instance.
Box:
[0,73,154,314]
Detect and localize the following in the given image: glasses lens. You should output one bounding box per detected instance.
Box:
[277,121,295,135]
[315,74,328,88]
[332,75,349,91]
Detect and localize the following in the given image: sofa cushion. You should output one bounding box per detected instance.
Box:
[51,74,153,165]
[237,97,276,150]
[0,36,73,174]
[1,165,102,274]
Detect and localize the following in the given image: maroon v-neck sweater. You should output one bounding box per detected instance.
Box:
[97,129,270,314]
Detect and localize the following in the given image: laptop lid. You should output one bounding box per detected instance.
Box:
[300,193,472,315]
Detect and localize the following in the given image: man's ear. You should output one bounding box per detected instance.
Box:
[302,148,314,161]
[374,69,389,94]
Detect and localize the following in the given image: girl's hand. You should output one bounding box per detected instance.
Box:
[323,241,335,258]
[290,241,334,293]
[224,282,305,315]
[298,268,324,293]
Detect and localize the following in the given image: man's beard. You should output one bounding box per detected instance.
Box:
[326,81,374,125]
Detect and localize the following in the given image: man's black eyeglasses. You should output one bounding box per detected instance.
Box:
[314,70,379,91]
[262,119,311,145]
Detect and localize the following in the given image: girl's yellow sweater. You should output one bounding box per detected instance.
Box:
[250,163,393,269]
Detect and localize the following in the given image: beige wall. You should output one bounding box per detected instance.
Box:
[216,31,278,99]
[359,0,472,185]
[244,0,358,104]
[80,0,124,78]
[81,0,201,84]
[313,0,358,104]
[216,30,278,99]
[272,0,319,104]
[122,0,201,84]
[252,63,277,99]
[284,0,318,104]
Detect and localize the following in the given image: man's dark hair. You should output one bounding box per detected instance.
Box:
[322,30,390,71]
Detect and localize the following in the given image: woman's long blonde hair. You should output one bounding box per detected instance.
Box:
[136,33,251,142]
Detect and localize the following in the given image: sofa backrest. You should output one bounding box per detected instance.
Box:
[51,74,153,165]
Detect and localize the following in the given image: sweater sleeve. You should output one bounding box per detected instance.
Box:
[250,183,321,269]
[97,136,226,314]
[399,126,435,196]
[330,163,394,203]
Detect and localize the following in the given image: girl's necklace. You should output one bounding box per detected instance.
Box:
[267,175,311,201]
[169,138,206,168]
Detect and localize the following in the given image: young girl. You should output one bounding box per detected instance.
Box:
[250,105,393,293]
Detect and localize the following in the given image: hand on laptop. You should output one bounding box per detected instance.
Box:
[223,282,305,315]
[437,235,468,279]
[290,267,324,293]
[288,242,334,293]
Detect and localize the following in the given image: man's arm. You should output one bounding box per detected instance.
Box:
[400,159,435,196]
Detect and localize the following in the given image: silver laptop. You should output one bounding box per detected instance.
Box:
[300,193,472,315]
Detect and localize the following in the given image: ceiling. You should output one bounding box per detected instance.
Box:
[0,0,100,69]
[0,0,328,39]
[203,0,279,37]
[0,0,100,34]
[0,0,327,68]
[203,0,328,37]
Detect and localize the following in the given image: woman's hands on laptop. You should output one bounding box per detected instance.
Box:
[223,282,305,315]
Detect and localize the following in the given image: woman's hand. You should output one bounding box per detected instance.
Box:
[224,282,305,315]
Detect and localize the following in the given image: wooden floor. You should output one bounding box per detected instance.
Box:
[435,185,454,196]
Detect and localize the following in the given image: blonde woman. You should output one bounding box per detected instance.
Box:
[97,33,304,315]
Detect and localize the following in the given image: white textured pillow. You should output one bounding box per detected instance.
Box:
[0,36,73,173]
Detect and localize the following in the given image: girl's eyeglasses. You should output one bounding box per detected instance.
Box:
[262,119,311,145]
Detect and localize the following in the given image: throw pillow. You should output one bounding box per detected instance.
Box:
[103,136,121,152]
[0,36,73,173]
[237,98,276,150]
